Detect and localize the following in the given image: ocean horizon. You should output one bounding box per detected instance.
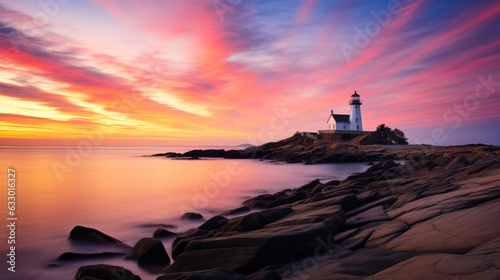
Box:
[0,146,369,280]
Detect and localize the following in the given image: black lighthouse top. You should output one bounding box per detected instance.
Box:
[349,91,362,105]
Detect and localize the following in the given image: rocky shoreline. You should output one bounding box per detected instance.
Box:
[67,139,500,279]
[149,133,496,164]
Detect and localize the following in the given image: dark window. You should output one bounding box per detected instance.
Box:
[356,106,358,109]
[344,125,346,129]
[357,125,359,130]
[356,118,358,123]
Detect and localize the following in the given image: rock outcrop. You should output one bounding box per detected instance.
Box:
[69,226,130,248]
[181,212,204,221]
[155,144,500,279]
[153,228,177,239]
[129,238,170,266]
[150,133,500,166]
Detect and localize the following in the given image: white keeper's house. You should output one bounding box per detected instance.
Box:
[327,91,363,131]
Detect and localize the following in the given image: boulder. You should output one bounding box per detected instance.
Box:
[130,238,170,266]
[167,247,266,275]
[153,228,177,239]
[293,179,321,193]
[264,205,345,233]
[74,264,141,280]
[170,222,332,274]
[242,194,279,209]
[220,208,293,232]
[198,215,228,231]
[171,229,215,259]
[181,212,204,221]
[187,222,332,254]
[69,226,129,248]
[219,206,250,216]
[266,192,307,208]
[302,194,358,211]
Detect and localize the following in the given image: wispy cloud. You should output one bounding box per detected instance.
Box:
[0,0,499,145]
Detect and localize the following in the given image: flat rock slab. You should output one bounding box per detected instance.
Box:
[328,248,418,276]
[189,221,330,249]
[367,253,500,280]
[346,196,398,217]
[301,194,358,212]
[334,228,361,243]
[346,206,388,228]
[385,198,500,253]
[264,205,345,229]
[365,220,410,248]
[170,222,331,274]
[220,208,293,232]
[396,208,443,225]
[219,206,250,216]
[282,248,416,279]
[171,229,215,259]
[334,228,375,252]
[387,183,500,221]
[166,246,265,275]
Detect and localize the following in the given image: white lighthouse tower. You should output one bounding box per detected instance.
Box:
[349,91,363,131]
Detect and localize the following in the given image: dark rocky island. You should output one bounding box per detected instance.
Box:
[71,134,500,279]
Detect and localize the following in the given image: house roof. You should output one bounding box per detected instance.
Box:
[328,113,350,123]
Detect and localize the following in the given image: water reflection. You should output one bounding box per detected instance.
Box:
[0,146,369,280]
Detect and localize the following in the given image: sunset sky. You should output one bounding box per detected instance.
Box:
[0,0,499,146]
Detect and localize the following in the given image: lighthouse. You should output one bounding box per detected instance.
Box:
[326,91,364,132]
[349,91,362,131]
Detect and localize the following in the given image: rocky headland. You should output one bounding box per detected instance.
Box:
[69,135,500,279]
[150,132,439,163]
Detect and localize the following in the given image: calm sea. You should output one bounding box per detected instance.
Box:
[0,146,369,280]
